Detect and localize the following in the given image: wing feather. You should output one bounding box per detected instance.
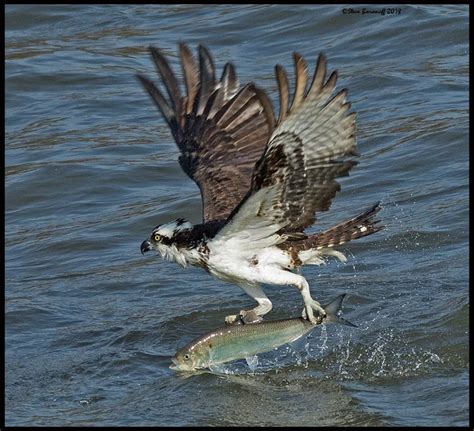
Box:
[275,65,289,126]
[136,74,178,137]
[149,47,182,116]
[291,52,307,112]
[179,43,199,116]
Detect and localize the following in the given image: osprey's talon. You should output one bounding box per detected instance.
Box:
[301,307,307,320]
[311,300,326,318]
[303,300,327,324]
[225,314,242,326]
[239,309,263,325]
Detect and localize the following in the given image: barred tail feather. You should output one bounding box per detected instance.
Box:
[310,201,383,249]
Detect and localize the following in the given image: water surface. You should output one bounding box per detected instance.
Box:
[5,4,469,426]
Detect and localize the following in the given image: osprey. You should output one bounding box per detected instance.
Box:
[138,44,382,325]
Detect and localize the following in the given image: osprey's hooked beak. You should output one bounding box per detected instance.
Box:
[140,239,152,255]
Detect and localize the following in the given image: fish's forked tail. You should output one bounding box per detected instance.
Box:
[323,294,357,327]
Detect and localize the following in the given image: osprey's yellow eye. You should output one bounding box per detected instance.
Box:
[154,233,161,242]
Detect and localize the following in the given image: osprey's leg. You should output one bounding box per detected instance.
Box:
[225,284,272,325]
[265,270,326,324]
[297,277,327,324]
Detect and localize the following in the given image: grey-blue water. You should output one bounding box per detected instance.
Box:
[5,4,469,427]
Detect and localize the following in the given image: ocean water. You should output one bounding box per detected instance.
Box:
[5,4,469,426]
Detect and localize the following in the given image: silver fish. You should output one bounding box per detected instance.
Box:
[170,294,356,371]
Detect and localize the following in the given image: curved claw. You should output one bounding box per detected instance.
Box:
[239,309,263,325]
[225,310,263,325]
[225,314,242,326]
[302,303,326,324]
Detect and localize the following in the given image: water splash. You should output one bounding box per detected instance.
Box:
[245,355,259,372]
[320,328,445,382]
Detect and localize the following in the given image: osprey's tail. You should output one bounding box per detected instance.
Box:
[289,202,383,265]
[310,201,383,249]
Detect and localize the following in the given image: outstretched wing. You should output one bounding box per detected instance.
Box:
[215,52,357,245]
[137,44,275,223]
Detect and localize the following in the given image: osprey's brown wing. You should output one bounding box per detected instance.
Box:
[216,53,358,243]
[137,44,275,223]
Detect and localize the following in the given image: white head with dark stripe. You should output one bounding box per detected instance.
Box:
[141,218,193,257]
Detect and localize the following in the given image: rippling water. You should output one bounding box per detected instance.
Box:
[5,4,469,426]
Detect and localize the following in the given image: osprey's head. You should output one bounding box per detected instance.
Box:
[140,218,193,256]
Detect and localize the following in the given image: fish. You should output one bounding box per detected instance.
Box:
[170,294,356,371]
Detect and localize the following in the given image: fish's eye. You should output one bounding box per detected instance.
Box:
[183,354,190,361]
[154,233,161,242]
